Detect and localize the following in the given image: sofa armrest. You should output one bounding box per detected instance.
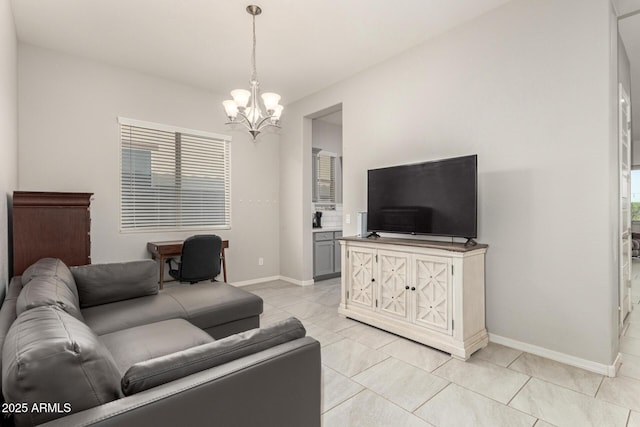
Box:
[71,260,158,308]
[39,337,321,427]
[122,317,306,395]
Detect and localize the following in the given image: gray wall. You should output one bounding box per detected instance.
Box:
[0,0,18,291]
[280,0,619,366]
[17,44,281,285]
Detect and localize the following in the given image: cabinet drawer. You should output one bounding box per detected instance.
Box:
[314,231,334,241]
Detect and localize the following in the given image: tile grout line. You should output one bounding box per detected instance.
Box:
[347,351,392,379]
[320,366,365,415]
[321,388,369,417]
[507,375,532,407]
[420,379,540,423]
[593,374,605,398]
[492,376,547,423]
[410,381,454,415]
[323,385,428,423]
[524,376,634,416]
[506,350,525,369]
[506,352,607,398]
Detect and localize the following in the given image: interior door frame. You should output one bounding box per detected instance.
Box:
[620,82,632,332]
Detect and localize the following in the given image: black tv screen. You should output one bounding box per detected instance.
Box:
[367,154,477,238]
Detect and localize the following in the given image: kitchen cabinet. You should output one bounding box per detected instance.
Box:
[313,230,342,280]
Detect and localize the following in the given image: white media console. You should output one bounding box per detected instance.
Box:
[338,236,488,360]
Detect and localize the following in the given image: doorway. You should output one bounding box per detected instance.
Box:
[620,83,632,330]
[307,106,343,281]
[618,5,640,343]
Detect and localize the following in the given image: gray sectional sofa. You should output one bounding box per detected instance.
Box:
[0,258,321,427]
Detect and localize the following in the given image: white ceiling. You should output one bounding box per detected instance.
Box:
[10,0,511,104]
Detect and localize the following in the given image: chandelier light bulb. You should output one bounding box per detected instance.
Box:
[261,93,281,112]
[223,100,239,119]
[230,89,251,109]
[272,105,283,121]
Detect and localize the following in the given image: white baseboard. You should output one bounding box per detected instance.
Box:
[230,275,315,287]
[230,276,281,287]
[279,276,315,287]
[489,333,619,377]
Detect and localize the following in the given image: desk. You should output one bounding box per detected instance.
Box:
[147,240,229,288]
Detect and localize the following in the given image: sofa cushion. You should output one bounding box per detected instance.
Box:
[121,317,306,396]
[71,260,158,308]
[2,306,122,426]
[16,276,84,322]
[82,282,263,336]
[163,282,263,331]
[82,293,185,335]
[100,319,214,375]
[21,258,79,302]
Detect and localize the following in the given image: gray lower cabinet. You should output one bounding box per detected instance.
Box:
[334,232,342,272]
[313,231,342,279]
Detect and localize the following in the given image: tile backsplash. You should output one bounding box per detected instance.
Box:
[313,203,343,228]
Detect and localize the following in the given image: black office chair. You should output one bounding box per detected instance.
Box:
[167,235,223,284]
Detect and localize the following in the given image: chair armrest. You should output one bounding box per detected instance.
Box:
[166,257,179,270]
[39,337,321,427]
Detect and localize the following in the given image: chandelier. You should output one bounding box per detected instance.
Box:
[222,5,283,140]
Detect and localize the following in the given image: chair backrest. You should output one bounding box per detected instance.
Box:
[179,235,222,281]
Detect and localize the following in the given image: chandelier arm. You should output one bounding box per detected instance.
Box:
[235,111,250,123]
[235,114,280,133]
[256,116,278,130]
[227,118,255,132]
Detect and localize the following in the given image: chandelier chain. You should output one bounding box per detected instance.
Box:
[251,13,258,82]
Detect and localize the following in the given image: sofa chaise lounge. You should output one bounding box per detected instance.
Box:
[0,258,321,427]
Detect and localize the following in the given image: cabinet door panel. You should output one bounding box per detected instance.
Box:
[412,255,452,335]
[314,240,334,277]
[347,248,375,309]
[377,251,410,320]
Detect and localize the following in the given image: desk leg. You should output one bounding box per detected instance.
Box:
[221,248,227,283]
[158,256,165,289]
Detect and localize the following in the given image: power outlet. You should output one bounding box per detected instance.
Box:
[346,214,351,224]
[258,257,264,266]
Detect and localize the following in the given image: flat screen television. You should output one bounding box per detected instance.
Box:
[367,154,477,239]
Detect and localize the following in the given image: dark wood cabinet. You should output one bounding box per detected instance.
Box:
[12,191,93,276]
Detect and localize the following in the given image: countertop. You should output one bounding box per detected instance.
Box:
[312,227,342,233]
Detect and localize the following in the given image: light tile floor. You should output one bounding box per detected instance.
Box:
[241,272,640,427]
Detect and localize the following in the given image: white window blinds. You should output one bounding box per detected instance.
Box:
[119,118,231,231]
[316,154,336,203]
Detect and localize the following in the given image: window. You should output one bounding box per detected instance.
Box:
[119,117,231,231]
[312,149,336,207]
[317,154,336,202]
